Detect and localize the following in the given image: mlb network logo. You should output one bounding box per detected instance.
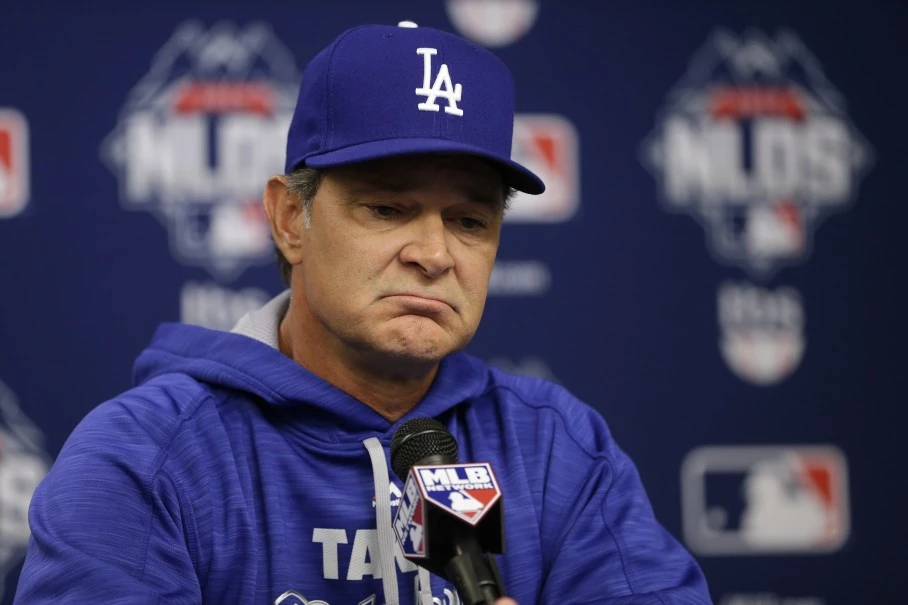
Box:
[0,109,29,218]
[681,445,850,555]
[395,463,502,560]
[418,463,501,525]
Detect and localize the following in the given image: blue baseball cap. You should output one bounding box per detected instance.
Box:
[285,22,545,194]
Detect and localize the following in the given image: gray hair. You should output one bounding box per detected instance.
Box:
[285,166,324,229]
[275,166,324,285]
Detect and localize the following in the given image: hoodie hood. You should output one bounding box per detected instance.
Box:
[132,290,492,436]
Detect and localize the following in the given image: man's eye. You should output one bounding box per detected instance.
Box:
[369,205,399,218]
[458,217,487,231]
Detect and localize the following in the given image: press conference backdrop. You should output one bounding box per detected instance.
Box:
[1,0,906,603]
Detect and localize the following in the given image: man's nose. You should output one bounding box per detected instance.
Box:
[398,214,455,278]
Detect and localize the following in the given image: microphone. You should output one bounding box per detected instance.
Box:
[390,418,505,605]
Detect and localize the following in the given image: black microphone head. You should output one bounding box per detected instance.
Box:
[390,417,458,481]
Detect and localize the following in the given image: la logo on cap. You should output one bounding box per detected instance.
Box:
[415,48,464,116]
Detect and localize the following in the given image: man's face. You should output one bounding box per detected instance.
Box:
[292,154,505,368]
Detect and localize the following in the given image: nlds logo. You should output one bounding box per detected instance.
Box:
[641,30,873,277]
[101,21,300,279]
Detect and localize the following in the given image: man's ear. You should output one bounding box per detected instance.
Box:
[263,175,305,265]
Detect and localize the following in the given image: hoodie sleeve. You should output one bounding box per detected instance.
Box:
[539,440,712,604]
[14,397,202,604]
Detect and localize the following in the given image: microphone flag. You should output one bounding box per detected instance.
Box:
[394,462,503,562]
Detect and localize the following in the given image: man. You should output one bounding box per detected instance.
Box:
[15,22,711,605]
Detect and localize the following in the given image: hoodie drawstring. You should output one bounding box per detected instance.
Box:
[364,437,400,605]
[364,437,435,605]
[417,567,433,605]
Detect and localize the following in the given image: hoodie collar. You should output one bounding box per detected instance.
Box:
[231,288,289,349]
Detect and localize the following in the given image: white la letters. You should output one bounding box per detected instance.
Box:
[415,48,464,116]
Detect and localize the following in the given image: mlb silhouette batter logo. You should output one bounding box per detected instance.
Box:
[681,445,850,555]
[507,114,580,223]
[0,109,29,218]
[448,490,484,513]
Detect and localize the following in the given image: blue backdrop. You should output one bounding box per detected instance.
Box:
[1,1,906,603]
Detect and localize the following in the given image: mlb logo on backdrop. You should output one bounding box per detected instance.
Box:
[681,445,850,555]
[507,114,580,223]
[0,109,29,218]
[445,0,540,47]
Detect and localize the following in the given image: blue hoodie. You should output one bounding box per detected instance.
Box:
[16,292,710,604]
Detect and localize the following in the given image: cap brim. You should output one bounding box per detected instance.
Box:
[296,138,545,195]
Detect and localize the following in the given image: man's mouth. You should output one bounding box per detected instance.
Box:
[386,294,454,314]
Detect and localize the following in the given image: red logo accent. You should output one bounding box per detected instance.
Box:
[710,86,806,121]
[0,109,29,218]
[173,82,276,115]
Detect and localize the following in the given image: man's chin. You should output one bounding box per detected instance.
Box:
[378,341,451,366]
[350,346,443,380]
[373,331,464,368]
[350,316,472,370]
